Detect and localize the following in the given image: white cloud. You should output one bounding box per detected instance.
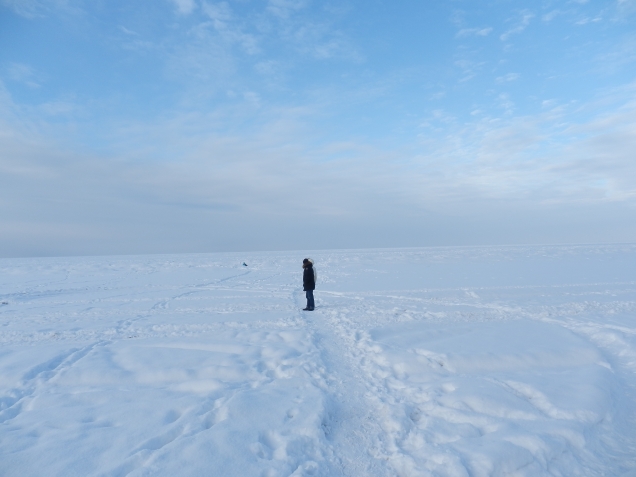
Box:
[454,58,485,82]
[254,60,279,76]
[456,27,493,38]
[541,99,558,109]
[0,103,427,255]
[617,0,636,10]
[542,10,560,22]
[3,77,636,255]
[575,16,602,25]
[170,0,196,15]
[242,91,260,105]
[202,1,231,23]
[118,26,138,36]
[266,0,308,19]
[201,2,260,54]
[594,33,636,74]
[500,11,535,41]
[496,73,520,83]
[3,1,636,255]
[117,26,155,52]
[312,36,354,60]
[287,22,361,61]
[6,63,41,88]
[38,100,80,116]
[1,0,76,18]
[1,0,45,17]
[497,93,515,113]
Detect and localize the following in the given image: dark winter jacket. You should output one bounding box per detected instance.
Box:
[303,265,315,291]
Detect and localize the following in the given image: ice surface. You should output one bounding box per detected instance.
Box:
[1,245,635,476]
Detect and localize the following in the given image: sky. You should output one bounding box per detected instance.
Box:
[1,0,636,257]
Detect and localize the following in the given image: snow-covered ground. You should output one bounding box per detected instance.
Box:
[1,245,635,477]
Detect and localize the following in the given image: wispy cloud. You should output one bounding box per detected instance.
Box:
[500,11,535,41]
[1,0,79,18]
[266,0,308,19]
[418,86,636,207]
[456,27,493,38]
[3,1,636,254]
[496,93,515,114]
[170,0,197,15]
[201,2,260,54]
[5,74,636,228]
[454,58,485,82]
[496,73,520,83]
[6,63,41,88]
[1,0,47,18]
[617,0,636,16]
[542,10,560,22]
[575,16,602,25]
[593,33,636,74]
[290,25,361,61]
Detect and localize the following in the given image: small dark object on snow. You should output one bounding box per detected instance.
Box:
[1,301,7,305]
[242,262,248,267]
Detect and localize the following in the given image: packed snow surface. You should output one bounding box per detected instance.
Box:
[1,245,636,477]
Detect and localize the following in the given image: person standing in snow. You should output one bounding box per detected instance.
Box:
[302,258,316,311]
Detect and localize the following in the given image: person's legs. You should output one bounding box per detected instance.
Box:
[307,290,314,310]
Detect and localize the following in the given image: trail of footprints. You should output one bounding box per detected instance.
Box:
[0,342,105,425]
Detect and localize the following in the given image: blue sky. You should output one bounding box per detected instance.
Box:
[1,0,636,256]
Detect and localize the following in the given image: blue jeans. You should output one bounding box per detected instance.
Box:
[305,290,314,309]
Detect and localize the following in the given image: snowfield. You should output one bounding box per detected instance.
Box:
[1,245,636,477]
